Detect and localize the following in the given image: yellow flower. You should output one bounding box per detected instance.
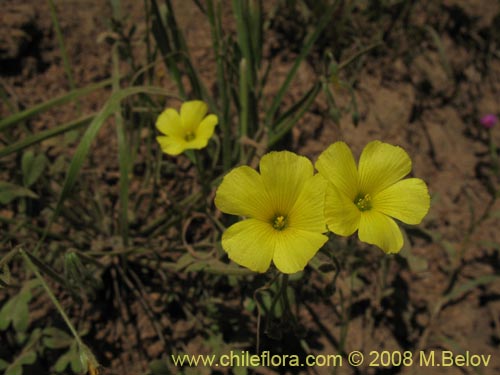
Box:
[215,151,328,274]
[316,141,430,253]
[156,100,218,156]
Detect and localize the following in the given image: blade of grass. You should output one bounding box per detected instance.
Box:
[232,0,260,138]
[110,0,122,19]
[264,0,338,129]
[443,274,500,305]
[0,114,94,158]
[239,59,249,162]
[424,25,453,79]
[143,0,155,85]
[0,80,17,114]
[207,0,231,170]
[35,86,178,250]
[112,44,130,246]
[150,0,186,98]
[19,248,99,373]
[0,216,66,241]
[0,79,112,131]
[47,0,77,106]
[164,0,202,99]
[22,250,68,289]
[267,82,321,147]
[248,0,263,70]
[232,0,255,87]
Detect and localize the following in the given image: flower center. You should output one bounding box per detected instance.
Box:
[355,193,372,212]
[184,131,196,142]
[272,215,287,231]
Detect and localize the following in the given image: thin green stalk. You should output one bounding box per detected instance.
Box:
[239,59,249,162]
[194,150,211,200]
[336,41,384,72]
[110,0,122,19]
[0,80,17,114]
[232,0,260,139]
[0,216,66,241]
[19,249,84,348]
[0,247,20,269]
[0,114,94,158]
[207,0,231,171]
[267,82,321,147]
[248,0,263,70]
[265,0,338,128]
[144,0,154,84]
[232,0,255,87]
[488,131,499,176]
[150,0,186,98]
[112,45,130,246]
[47,0,78,110]
[0,79,112,131]
[164,0,205,100]
[20,248,99,372]
[280,273,291,315]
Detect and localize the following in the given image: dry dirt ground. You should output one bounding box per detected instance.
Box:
[1,0,500,374]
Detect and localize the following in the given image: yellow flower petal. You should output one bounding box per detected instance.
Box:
[358,141,411,196]
[156,136,186,156]
[373,178,430,225]
[259,151,314,215]
[316,141,359,200]
[288,173,327,232]
[273,228,328,274]
[180,100,208,132]
[222,219,275,273]
[156,108,184,138]
[185,136,209,150]
[324,183,361,236]
[215,166,272,220]
[196,114,218,140]
[358,210,403,253]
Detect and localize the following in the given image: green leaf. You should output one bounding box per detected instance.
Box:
[0,285,33,332]
[5,351,36,375]
[54,351,72,373]
[54,341,84,373]
[43,327,73,349]
[22,151,48,187]
[13,289,32,333]
[0,182,38,204]
[0,298,14,330]
[70,351,84,373]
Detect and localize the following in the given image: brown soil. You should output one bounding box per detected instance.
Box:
[1,0,500,375]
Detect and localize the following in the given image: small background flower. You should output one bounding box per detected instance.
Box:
[480,114,498,129]
[156,100,218,155]
[215,151,328,274]
[316,141,430,253]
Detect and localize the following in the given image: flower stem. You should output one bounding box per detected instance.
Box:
[194,150,210,198]
[19,248,98,371]
[488,131,499,177]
